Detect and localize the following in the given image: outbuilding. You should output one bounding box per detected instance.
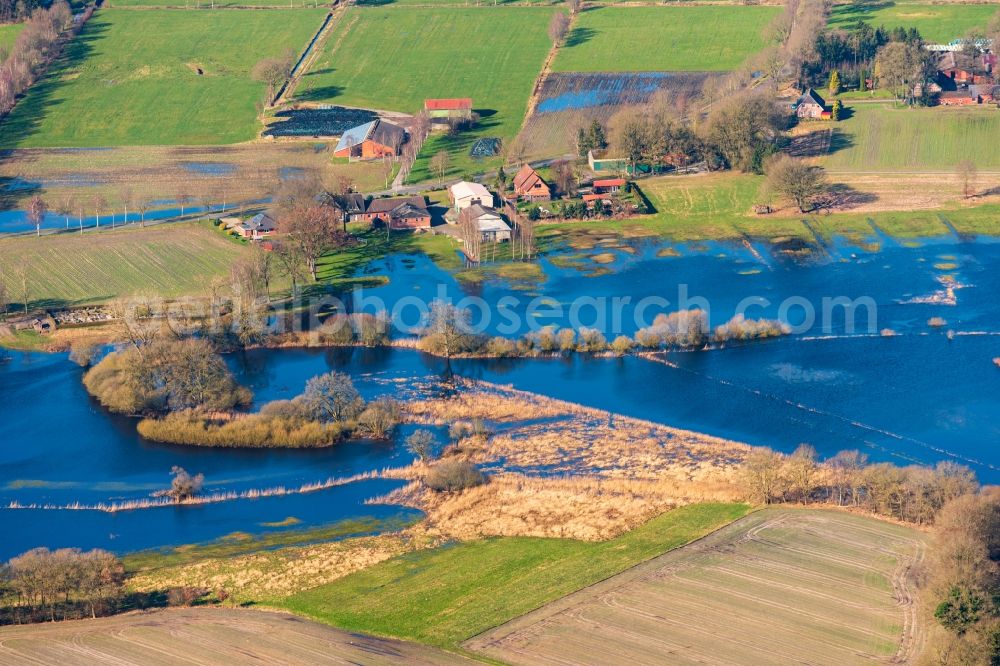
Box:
[333,119,406,160]
[449,181,494,211]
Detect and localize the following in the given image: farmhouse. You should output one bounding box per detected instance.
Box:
[315,191,367,220]
[794,88,828,119]
[512,164,551,201]
[333,119,406,160]
[459,205,511,242]
[937,52,993,86]
[424,98,473,129]
[593,178,625,194]
[449,181,494,211]
[237,212,276,240]
[354,195,430,230]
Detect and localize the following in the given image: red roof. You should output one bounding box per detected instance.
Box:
[593,178,625,187]
[424,98,472,110]
[582,194,609,202]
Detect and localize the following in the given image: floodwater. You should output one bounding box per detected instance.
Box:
[1,233,998,557]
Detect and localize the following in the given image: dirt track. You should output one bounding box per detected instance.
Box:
[0,608,471,665]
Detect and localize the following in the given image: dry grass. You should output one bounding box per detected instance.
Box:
[129,532,434,604]
[405,383,572,424]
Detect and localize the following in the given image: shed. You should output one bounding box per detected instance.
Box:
[333,119,406,160]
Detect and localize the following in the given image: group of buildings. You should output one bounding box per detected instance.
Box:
[331,99,475,161]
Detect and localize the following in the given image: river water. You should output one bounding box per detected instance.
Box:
[1,232,997,557]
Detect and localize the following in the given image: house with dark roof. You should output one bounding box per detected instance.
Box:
[795,88,828,119]
[237,212,277,240]
[315,191,367,222]
[353,195,430,230]
[512,164,551,201]
[333,119,407,160]
[937,52,994,86]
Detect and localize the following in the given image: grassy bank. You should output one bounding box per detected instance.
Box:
[282,502,750,647]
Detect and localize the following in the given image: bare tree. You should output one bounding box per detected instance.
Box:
[11,261,30,313]
[56,195,73,229]
[429,150,450,186]
[279,203,349,281]
[177,188,192,217]
[136,198,151,227]
[26,195,47,237]
[956,160,977,199]
[548,11,570,46]
[118,185,133,226]
[93,194,107,229]
[765,155,829,213]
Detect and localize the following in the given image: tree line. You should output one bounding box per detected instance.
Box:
[0,2,91,117]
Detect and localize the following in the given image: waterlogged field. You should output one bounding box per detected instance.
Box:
[283,504,750,647]
[551,6,780,72]
[828,1,997,44]
[468,509,926,665]
[519,71,719,159]
[822,104,1000,171]
[0,221,246,306]
[0,9,327,147]
[296,6,554,181]
[0,608,471,665]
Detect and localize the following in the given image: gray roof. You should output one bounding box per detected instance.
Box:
[464,204,501,221]
[240,212,276,233]
[796,88,826,108]
[390,202,429,219]
[334,119,406,153]
[366,195,427,215]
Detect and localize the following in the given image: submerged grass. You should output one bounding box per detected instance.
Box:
[282,502,750,647]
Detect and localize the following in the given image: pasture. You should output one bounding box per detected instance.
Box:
[0,9,326,147]
[0,22,23,52]
[468,509,927,665]
[0,221,247,307]
[828,1,997,44]
[282,503,749,647]
[822,103,1000,171]
[0,608,471,665]
[295,6,555,181]
[551,5,780,73]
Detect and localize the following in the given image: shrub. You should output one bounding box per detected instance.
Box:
[424,460,485,492]
[351,312,390,347]
[634,327,662,349]
[534,326,559,353]
[356,397,401,439]
[610,335,634,356]
[557,328,576,352]
[318,315,354,345]
[302,371,363,423]
[577,327,607,352]
[166,587,208,607]
[68,341,101,368]
[406,429,436,461]
[928,317,948,328]
[486,336,517,357]
[713,315,790,342]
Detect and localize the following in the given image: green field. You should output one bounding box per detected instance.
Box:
[551,6,780,72]
[0,221,247,307]
[828,1,997,43]
[0,9,326,147]
[823,104,1000,171]
[0,22,23,52]
[296,6,555,181]
[468,509,926,665]
[282,503,750,647]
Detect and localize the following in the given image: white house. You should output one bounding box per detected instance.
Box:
[449,181,494,211]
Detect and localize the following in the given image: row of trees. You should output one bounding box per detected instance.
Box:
[0,1,87,117]
[1,548,125,623]
[740,445,979,525]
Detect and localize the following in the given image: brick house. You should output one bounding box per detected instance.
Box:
[512,164,551,201]
[353,195,430,230]
[333,119,406,160]
[795,88,827,119]
[237,212,277,240]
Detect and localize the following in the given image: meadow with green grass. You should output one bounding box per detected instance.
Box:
[295,6,555,182]
[828,1,997,44]
[0,22,23,52]
[282,503,750,647]
[0,9,326,147]
[0,221,248,307]
[823,103,1000,171]
[551,5,780,73]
